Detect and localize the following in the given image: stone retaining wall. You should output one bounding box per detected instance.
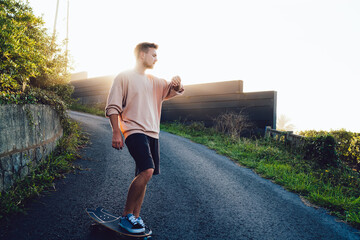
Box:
[0,104,63,192]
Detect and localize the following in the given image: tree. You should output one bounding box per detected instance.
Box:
[277,114,295,131]
[0,0,70,98]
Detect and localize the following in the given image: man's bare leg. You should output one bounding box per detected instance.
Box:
[123,168,154,218]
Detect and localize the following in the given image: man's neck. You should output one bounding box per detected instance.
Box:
[134,63,146,75]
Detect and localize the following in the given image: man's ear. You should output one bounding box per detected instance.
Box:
[139,51,145,60]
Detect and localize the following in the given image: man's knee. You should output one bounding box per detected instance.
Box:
[140,168,154,182]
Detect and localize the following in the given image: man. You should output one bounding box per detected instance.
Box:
[105,42,184,233]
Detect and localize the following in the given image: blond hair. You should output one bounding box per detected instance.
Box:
[134,42,158,59]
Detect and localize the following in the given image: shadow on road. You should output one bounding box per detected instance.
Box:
[88,224,153,240]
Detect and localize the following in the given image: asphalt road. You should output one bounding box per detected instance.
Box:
[1,111,359,240]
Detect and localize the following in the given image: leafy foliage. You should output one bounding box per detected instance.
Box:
[304,135,339,167]
[0,1,85,220]
[0,0,75,140]
[1,0,43,92]
[0,0,71,102]
[299,129,360,169]
[349,136,360,165]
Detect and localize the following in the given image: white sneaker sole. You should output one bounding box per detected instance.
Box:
[119,223,145,234]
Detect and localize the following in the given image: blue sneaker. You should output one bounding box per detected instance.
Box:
[137,217,153,235]
[136,216,146,228]
[119,214,145,233]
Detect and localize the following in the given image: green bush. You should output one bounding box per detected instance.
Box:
[1,0,45,92]
[46,84,74,106]
[304,135,339,167]
[299,129,360,169]
[0,0,70,100]
[349,136,360,165]
[331,130,358,166]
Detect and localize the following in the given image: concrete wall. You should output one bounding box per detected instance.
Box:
[0,104,63,192]
[70,76,277,133]
[71,75,114,105]
[162,81,277,133]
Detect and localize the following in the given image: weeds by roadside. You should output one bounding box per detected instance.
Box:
[160,121,360,229]
[70,102,105,117]
[213,111,253,138]
[0,120,88,220]
[0,0,90,221]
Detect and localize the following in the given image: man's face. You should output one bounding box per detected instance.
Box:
[142,48,158,69]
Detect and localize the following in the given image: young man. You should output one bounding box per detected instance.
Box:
[105,42,184,233]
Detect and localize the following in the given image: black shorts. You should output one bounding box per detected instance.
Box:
[125,133,160,176]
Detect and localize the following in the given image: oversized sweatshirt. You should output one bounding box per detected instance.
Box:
[105,70,184,139]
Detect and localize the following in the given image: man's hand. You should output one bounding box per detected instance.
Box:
[170,75,182,91]
[112,130,124,150]
[109,114,123,150]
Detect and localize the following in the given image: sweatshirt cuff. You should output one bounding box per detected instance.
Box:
[173,84,184,93]
[105,108,120,117]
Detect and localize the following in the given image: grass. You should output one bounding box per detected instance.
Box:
[160,121,360,229]
[0,119,88,220]
[70,102,105,117]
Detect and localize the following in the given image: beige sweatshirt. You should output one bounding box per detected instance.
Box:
[105,70,184,139]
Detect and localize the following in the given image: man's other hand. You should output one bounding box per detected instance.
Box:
[112,131,124,150]
[171,76,182,91]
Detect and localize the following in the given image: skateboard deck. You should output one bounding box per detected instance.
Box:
[86,207,152,238]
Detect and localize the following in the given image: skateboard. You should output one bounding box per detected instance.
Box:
[86,207,152,239]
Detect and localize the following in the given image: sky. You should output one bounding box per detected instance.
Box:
[27,0,360,133]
